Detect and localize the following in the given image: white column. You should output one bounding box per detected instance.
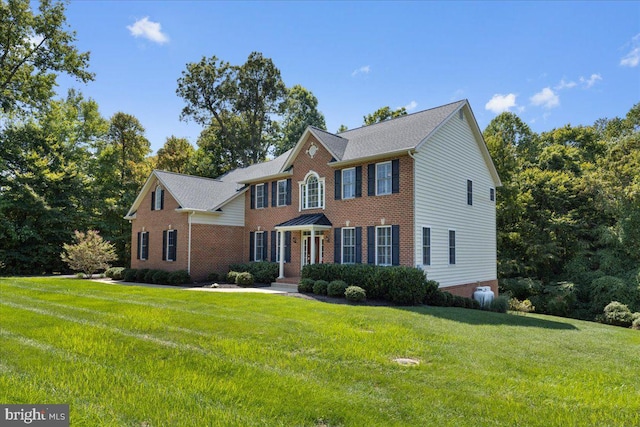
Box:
[278,230,285,279]
[310,228,316,265]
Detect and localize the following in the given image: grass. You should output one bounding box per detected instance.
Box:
[0,277,638,427]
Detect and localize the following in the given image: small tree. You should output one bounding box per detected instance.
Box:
[61,230,117,278]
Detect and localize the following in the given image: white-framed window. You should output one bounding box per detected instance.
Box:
[138,231,149,260]
[342,168,356,199]
[277,180,287,207]
[255,231,265,261]
[376,226,392,266]
[422,227,431,266]
[342,227,356,264]
[166,230,177,262]
[467,180,473,205]
[154,186,163,210]
[449,230,456,265]
[300,172,325,210]
[376,162,392,195]
[256,183,266,209]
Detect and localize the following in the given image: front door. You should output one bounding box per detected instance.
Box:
[302,235,323,266]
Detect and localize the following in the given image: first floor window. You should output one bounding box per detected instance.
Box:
[255,231,265,261]
[467,180,473,205]
[163,229,177,261]
[137,231,149,260]
[422,227,431,265]
[490,188,495,202]
[376,226,392,266]
[342,228,356,264]
[449,230,456,265]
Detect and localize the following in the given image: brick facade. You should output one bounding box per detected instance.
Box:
[441,279,499,298]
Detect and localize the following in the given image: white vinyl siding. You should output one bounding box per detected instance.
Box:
[191,195,245,226]
[413,107,497,287]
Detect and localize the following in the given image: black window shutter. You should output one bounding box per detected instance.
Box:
[286,179,292,205]
[285,231,291,262]
[367,164,375,196]
[137,232,141,260]
[334,228,341,263]
[271,231,277,262]
[162,231,167,261]
[249,232,255,261]
[334,170,341,200]
[250,185,255,209]
[392,159,400,194]
[355,166,362,198]
[263,183,268,208]
[271,182,277,207]
[151,191,155,211]
[262,232,268,261]
[160,189,165,209]
[367,226,375,264]
[355,227,362,263]
[171,230,178,261]
[392,225,400,265]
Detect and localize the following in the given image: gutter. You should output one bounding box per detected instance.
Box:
[328,148,416,168]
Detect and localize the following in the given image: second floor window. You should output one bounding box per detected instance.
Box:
[256,183,266,209]
[301,172,324,210]
[277,180,287,206]
[376,162,392,195]
[342,168,355,199]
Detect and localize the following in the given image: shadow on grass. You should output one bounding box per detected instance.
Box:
[397,306,578,330]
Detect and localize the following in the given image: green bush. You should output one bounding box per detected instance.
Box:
[499,277,542,300]
[235,272,254,287]
[488,295,509,313]
[452,295,467,308]
[313,280,329,295]
[229,262,278,284]
[633,318,640,330]
[123,268,137,282]
[327,280,348,297]
[207,272,220,282]
[345,286,366,302]
[298,278,315,293]
[152,270,170,285]
[168,270,192,286]
[589,276,636,314]
[424,289,447,306]
[442,292,454,306]
[601,301,633,327]
[509,298,535,313]
[105,267,125,280]
[135,269,149,283]
[227,271,240,284]
[144,269,160,284]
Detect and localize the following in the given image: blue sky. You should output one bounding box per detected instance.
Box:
[56,1,639,154]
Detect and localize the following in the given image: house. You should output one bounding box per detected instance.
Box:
[125,100,501,297]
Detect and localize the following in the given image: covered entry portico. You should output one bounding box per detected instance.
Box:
[275,213,332,279]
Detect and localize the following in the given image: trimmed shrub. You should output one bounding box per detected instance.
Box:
[633,317,640,330]
[105,267,125,280]
[152,270,170,285]
[144,269,160,283]
[425,289,447,306]
[207,272,220,282]
[327,280,348,297]
[229,262,278,284]
[601,301,633,327]
[442,292,454,306]
[509,298,535,313]
[452,295,467,308]
[345,286,366,302]
[123,268,137,282]
[168,270,192,286]
[298,278,315,293]
[135,269,149,283]
[227,271,240,284]
[488,295,509,313]
[235,272,254,287]
[313,280,329,295]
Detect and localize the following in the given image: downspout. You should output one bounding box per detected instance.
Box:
[408,150,417,268]
[188,211,194,276]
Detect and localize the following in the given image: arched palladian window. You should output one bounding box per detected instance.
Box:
[300,171,324,210]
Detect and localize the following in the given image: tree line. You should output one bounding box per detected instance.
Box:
[1,0,638,322]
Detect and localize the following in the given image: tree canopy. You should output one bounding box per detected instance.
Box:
[363,106,407,125]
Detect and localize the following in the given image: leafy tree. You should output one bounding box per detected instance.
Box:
[337,124,348,133]
[156,136,195,173]
[0,0,93,115]
[363,106,407,125]
[61,230,117,278]
[273,85,326,155]
[176,52,286,167]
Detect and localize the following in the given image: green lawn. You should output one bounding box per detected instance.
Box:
[0,277,638,427]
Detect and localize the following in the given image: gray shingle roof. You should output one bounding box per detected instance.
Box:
[308,127,348,160]
[221,149,292,183]
[154,170,241,211]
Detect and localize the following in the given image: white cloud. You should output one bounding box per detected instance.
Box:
[555,79,577,90]
[579,73,602,88]
[530,87,559,109]
[485,93,517,114]
[620,33,640,67]
[351,65,370,77]
[402,100,418,111]
[127,17,169,44]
